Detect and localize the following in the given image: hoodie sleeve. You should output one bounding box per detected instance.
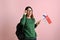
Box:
[20,14,26,25]
[35,24,37,28]
[33,18,37,28]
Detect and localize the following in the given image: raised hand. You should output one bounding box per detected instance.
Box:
[24,10,27,15]
[36,20,41,26]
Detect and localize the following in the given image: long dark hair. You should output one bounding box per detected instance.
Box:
[25,6,34,19]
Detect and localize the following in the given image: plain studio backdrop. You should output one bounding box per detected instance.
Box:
[0,0,60,40]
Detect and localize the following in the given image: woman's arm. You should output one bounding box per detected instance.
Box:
[20,10,27,25]
[35,24,37,28]
[35,20,41,28]
[20,14,26,25]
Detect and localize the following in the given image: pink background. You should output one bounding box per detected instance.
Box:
[0,0,60,40]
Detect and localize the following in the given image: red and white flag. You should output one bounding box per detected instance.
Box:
[43,14,52,24]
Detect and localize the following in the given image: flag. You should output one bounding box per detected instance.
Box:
[43,15,52,24]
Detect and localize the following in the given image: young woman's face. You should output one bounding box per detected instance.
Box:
[27,8,33,17]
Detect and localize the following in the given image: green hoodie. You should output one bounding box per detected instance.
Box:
[20,14,37,38]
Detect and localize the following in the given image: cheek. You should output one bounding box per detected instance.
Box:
[29,13,32,16]
[27,12,30,15]
[30,11,33,13]
[27,11,30,13]
[30,12,32,15]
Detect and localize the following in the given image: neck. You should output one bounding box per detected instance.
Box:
[27,16,31,19]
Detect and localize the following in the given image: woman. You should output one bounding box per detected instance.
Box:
[18,6,41,40]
